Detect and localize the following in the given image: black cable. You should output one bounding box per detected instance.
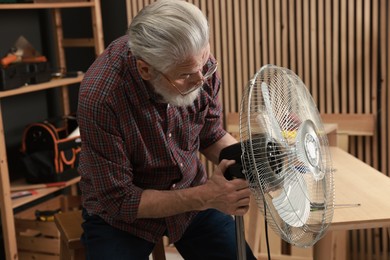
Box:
[263,199,271,260]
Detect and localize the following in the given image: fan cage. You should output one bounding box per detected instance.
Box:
[239,65,335,247]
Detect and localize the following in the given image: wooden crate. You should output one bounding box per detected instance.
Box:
[14,195,80,260]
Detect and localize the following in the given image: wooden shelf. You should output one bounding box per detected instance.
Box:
[0,1,104,258]
[11,176,81,209]
[0,2,94,9]
[0,75,83,98]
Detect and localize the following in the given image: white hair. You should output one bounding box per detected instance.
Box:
[127,0,209,72]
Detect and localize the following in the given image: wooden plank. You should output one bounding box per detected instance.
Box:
[318,0,325,112]
[0,102,18,260]
[332,0,340,113]
[53,9,66,71]
[310,0,317,102]
[17,235,60,255]
[19,251,58,260]
[288,0,296,72]
[247,0,255,77]
[386,0,390,177]
[374,228,381,260]
[15,219,59,238]
[320,113,375,136]
[125,0,131,23]
[91,0,105,55]
[359,230,365,260]
[240,0,248,104]
[0,2,94,9]
[383,228,389,260]
[268,0,275,65]
[367,229,373,260]
[62,38,95,47]
[324,0,331,113]
[254,0,261,71]
[211,0,221,84]
[281,0,288,68]
[54,210,83,249]
[52,8,71,117]
[370,0,379,170]
[219,0,229,117]
[302,0,310,87]
[356,0,364,160]
[380,0,389,176]
[348,0,355,114]
[313,230,348,260]
[207,0,215,57]
[227,0,236,112]
[356,0,363,115]
[261,0,269,65]
[295,0,303,78]
[274,0,282,66]
[340,0,347,113]
[245,196,262,255]
[232,0,241,112]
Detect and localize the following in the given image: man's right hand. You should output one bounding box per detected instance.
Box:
[201,159,251,216]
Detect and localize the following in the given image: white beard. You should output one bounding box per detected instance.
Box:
[150,75,200,107]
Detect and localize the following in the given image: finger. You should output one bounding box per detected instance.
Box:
[231,178,250,190]
[235,206,250,216]
[237,196,251,207]
[215,159,236,175]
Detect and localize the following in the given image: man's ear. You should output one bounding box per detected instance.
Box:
[136,59,153,80]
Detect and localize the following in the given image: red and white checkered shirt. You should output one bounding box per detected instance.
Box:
[77,35,226,243]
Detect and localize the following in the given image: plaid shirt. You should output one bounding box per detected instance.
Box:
[77,35,227,243]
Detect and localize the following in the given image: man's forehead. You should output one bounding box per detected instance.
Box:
[175,45,210,71]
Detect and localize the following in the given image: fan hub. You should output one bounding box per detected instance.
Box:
[304,133,319,167]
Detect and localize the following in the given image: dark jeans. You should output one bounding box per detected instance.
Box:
[81,208,256,260]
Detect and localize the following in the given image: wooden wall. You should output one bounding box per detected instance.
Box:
[126,0,390,259]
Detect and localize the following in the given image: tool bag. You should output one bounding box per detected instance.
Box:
[21,116,81,184]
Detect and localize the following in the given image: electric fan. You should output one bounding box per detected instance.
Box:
[219,64,335,259]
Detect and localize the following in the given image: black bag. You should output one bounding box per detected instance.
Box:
[21,116,81,184]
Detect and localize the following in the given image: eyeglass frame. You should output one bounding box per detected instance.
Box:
[156,61,218,96]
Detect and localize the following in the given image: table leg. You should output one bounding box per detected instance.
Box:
[314,230,348,260]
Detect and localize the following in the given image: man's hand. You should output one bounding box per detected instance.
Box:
[202,159,251,216]
[137,159,251,218]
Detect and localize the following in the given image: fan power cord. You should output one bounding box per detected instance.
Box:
[264,199,271,260]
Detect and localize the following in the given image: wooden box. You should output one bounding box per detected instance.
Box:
[14,195,80,260]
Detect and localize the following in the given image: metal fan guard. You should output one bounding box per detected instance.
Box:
[239,64,335,247]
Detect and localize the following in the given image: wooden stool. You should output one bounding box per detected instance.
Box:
[54,210,166,260]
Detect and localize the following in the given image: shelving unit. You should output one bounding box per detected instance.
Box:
[0,1,104,259]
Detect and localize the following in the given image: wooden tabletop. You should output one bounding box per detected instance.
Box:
[330,146,390,230]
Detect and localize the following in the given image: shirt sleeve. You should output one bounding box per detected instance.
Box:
[78,69,143,224]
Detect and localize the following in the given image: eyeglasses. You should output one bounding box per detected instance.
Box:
[158,62,218,96]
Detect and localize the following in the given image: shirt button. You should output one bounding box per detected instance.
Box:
[168,133,172,138]
[180,163,183,167]
[172,184,176,189]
